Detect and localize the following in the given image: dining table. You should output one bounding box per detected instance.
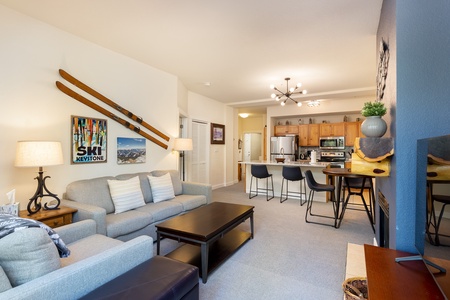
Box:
[322,167,375,231]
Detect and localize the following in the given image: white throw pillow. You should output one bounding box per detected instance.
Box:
[107,176,145,214]
[147,173,175,203]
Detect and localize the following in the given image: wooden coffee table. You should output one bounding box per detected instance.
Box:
[156,202,254,283]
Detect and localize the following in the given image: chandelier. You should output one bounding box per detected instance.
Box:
[270,77,307,107]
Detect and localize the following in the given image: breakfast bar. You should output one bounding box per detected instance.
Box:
[241,161,330,202]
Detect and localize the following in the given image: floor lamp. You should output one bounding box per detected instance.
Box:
[15,141,64,215]
[173,138,193,181]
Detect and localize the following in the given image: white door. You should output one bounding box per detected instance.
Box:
[190,120,209,184]
[243,133,262,162]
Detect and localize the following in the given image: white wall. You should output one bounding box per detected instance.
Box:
[187,92,234,189]
[0,6,181,208]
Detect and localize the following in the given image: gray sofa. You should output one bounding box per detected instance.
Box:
[62,170,212,241]
[0,219,153,300]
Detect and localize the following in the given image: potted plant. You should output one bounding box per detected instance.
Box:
[360,101,387,137]
[361,101,387,117]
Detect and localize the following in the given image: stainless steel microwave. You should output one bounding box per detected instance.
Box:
[319,136,345,150]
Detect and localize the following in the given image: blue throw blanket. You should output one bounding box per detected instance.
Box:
[0,213,70,258]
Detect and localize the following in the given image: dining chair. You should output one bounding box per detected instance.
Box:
[341,177,375,232]
[427,181,450,246]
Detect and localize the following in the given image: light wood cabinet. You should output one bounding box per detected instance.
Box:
[274,125,299,136]
[344,121,362,146]
[299,124,319,146]
[276,120,362,147]
[298,124,309,146]
[308,124,320,146]
[320,122,345,137]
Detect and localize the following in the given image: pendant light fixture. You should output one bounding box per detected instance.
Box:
[270,77,307,107]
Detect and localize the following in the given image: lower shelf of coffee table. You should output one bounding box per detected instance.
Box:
[164,229,252,278]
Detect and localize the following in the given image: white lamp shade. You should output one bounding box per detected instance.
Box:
[15,141,63,167]
[173,138,193,151]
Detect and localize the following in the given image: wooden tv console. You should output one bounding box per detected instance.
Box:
[364,244,450,299]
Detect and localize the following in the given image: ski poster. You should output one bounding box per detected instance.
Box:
[71,116,107,164]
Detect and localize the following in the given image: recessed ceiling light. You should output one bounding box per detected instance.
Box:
[204,82,211,87]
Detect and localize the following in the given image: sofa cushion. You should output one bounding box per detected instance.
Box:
[151,170,183,195]
[135,201,183,222]
[66,176,116,214]
[115,172,153,203]
[171,194,207,211]
[0,214,70,258]
[107,176,146,214]
[0,228,60,287]
[105,210,153,238]
[60,234,123,268]
[0,266,12,292]
[147,173,175,203]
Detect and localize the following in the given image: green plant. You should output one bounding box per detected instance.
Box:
[361,101,387,117]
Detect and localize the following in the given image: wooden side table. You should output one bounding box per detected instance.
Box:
[19,206,77,228]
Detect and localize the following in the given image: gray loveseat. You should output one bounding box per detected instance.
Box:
[0,219,153,299]
[62,170,212,241]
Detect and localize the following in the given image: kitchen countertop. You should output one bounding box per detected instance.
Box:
[240,160,329,167]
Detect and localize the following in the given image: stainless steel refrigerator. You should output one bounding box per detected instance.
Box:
[270,136,298,162]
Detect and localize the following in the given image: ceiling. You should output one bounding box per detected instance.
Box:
[1,0,383,114]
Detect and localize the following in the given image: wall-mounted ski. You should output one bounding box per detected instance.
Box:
[59,69,170,142]
[56,81,168,149]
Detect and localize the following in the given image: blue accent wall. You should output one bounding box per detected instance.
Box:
[378,0,450,253]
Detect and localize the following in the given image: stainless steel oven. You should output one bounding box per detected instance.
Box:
[319,136,345,150]
[318,151,345,168]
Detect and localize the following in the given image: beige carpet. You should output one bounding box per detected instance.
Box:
[156,181,375,300]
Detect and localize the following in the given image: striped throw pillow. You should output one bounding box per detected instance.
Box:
[147,173,175,203]
[107,176,145,214]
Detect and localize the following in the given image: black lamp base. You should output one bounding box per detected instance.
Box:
[27,168,61,215]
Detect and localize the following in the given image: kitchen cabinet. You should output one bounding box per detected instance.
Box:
[344,121,362,146]
[320,122,345,137]
[274,125,299,136]
[299,124,319,146]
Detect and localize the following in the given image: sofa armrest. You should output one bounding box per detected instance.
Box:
[54,219,97,245]
[1,235,153,300]
[182,182,212,204]
[61,199,107,235]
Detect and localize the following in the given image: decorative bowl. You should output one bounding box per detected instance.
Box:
[275,158,285,163]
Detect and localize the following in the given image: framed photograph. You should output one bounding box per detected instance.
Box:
[117,137,146,164]
[71,115,107,164]
[211,123,225,144]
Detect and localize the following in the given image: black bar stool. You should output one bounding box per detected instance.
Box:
[249,164,274,201]
[427,181,450,246]
[341,177,375,232]
[280,166,306,205]
[304,170,337,228]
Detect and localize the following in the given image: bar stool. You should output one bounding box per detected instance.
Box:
[428,181,450,245]
[280,166,306,205]
[249,164,274,201]
[304,170,337,228]
[341,177,375,232]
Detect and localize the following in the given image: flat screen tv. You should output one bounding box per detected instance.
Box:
[413,134,450,299]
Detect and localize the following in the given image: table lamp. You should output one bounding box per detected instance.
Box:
[15,141,64,215]
[173,138,193,181]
